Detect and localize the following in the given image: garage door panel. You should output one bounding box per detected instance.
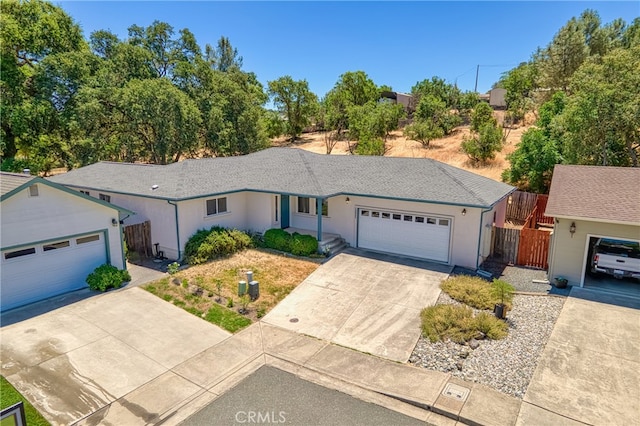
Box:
[1,234,107,311]
[358,209,450,263]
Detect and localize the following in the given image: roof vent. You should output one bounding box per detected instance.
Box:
[22,168,31,175]
[151,184,159,190]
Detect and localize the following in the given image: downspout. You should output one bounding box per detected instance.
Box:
[167,200,182,260]
[316,197,323,253]
[119,213,131,270]
[476,207,493,270]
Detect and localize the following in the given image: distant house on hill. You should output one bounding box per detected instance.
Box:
[380,91,414,113]
[479,88,507,109]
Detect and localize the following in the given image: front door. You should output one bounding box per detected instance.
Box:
[280,195,290,229]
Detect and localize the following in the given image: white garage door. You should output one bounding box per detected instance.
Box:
[357,208,451,263]
[1,233,107,311]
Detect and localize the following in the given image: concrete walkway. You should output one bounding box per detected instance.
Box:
[263,249,451,362]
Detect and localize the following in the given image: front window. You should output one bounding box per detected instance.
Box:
[297,197,310,214]
[206,197,228,216]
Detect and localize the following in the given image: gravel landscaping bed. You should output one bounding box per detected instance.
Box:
[409,292,565,399]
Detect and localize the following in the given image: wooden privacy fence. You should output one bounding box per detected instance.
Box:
[505,191,539,222]
[123,221,152,257]
[517,228,551,269]
[490,227,520,265]
[492,191,553,269]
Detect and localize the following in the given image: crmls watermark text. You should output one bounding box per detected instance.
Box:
[235,411,287,424]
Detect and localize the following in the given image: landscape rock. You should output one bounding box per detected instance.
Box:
[410,292,565,399]
[468,339,480,350]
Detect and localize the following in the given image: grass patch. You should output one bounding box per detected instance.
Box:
[205,304,252,333]
[1,376,50,426]
[420,305,508,343]
[441,276,513,310]
[142,249,318,330]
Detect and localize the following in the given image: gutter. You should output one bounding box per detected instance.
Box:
[167,200,181,260]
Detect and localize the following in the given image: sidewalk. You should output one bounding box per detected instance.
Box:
[79,321,525,426]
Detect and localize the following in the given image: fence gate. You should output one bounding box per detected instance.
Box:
[123,220,152,257]
[491,227,520,265]
[517,228,551,269]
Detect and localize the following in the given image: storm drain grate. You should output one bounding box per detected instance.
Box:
[441,383,470,401]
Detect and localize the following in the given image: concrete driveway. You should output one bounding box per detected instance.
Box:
[262,249,451,362]
[0,287,231,425]
[518,287,640,425]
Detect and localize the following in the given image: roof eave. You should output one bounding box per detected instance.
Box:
[545,213,640,227]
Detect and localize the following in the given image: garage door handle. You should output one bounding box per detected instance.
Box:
[616,259,625,263]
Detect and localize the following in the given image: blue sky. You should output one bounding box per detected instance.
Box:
[58,1,639,97]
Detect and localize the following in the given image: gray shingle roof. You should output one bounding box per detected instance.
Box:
[49,148,514,208]
[1,172,35,197]
[545,165,640,224]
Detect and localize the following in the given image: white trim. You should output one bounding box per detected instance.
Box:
[579,233,640,287]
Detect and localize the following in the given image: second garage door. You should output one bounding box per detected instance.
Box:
[0,232,107,311]
[357,208,451,263]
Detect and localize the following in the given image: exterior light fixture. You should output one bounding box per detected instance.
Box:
[111,218,118,227]
[508,195,513,205]
[345,197,350,204]
[461,208,467,216]
[569,222,576,237]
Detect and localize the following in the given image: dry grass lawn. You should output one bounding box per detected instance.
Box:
[143,249,319,330]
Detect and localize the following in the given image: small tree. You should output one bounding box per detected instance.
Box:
[461,123,503,163]
[324,131,338,154]
[470,102,496,132]
[403,120,444,147]
[355,135,386,156]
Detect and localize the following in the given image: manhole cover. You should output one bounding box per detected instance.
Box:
[442,383,470,401]
[289,318,299,323]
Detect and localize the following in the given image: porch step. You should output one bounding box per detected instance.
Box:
[320,236,349,256]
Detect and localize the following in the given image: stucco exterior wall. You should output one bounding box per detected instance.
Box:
[291,194,482,268]
[547,219,640,286]
[1,183,125,268]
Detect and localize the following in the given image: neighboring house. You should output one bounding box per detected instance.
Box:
[545,165,640,287]
[380,91,414,113]
[489,88,507,109]
[0,172,131,311]
[50,148,514,269]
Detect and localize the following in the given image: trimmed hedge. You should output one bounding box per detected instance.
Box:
[86,264,131,292]
[184,226,252,264]
[263,229,318,256]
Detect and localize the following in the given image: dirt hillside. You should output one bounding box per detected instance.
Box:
[273,112,533,182]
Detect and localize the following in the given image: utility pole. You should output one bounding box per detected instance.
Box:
[474,65,479,93]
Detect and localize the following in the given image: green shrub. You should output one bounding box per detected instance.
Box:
[290,233,318,256]
[441,275,514,310]
[474,312,509,340]
[420,304,508,343]
[184,226,253,264]
[264,228,292,252]
[355,135,385,156]
[263,229,318,256]
[86,264,131,292]
[167,262,180,275]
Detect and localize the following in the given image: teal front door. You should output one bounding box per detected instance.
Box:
[280,195,290,228]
